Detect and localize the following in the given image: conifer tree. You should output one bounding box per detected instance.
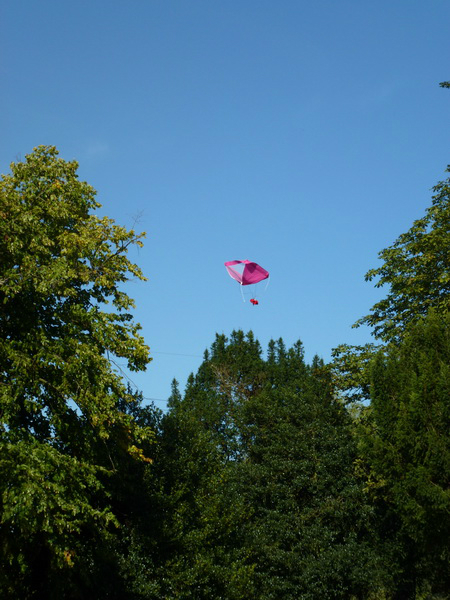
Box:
[160,332,383,599]
[362,311,450,598]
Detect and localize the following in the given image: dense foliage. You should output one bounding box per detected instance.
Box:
[1,148,448,599]
[363,311,450,598]
[157,334,383,599]
[354,167,449,342]
[0,147,153,597]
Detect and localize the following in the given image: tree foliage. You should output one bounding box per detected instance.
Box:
[354,168,450,342]
[334,165,450,598]
[361,311,450,597]
[2,145,448,599]
[0,146,153,596]
[158,332,383,599]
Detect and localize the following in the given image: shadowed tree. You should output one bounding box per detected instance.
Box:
[361,311,450,598]
[159,332,384,599]
[333,165,450,598]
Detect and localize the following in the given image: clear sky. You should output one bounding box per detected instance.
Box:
[2,1,449,408]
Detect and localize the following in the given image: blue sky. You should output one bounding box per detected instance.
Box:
[2,1,449,408]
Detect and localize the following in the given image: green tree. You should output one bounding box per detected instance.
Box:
[0,146,153,598]
[151,350,258,600]
[354,168,450,342]
[333,166,450,598]
[333,167,450,405]
[237,352,384,600]
[361,311,450,598]
[331,342,380,406]
[160,332,383,599]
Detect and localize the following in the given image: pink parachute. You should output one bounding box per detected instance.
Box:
[224,260,269,305]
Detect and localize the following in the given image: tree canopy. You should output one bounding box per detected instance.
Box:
[354,167,450,342]
[361,311,450,597]
[0,146,153,596]
[1,146,448,599]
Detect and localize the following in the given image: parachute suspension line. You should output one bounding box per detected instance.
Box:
[240,283,246,303]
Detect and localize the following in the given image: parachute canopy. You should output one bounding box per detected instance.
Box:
[224,260,269,286]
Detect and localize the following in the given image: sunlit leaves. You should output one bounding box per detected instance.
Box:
[0,146,153,592]
[354,168,450,341]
